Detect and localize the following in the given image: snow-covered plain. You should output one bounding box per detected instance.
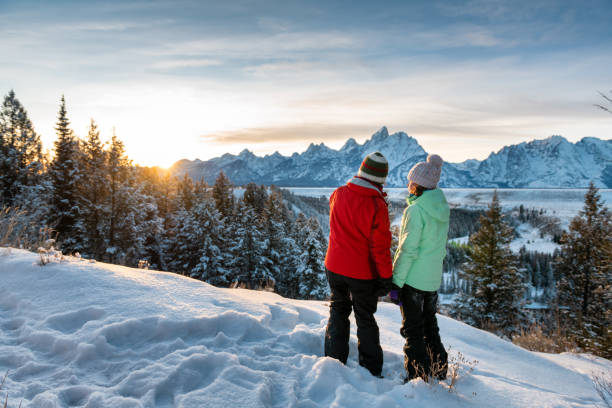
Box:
[287,188,612,224]
[0,250,609,407]
[509,223,560,254]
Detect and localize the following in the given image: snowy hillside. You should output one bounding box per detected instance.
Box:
[1,250,609,407]
[171,127,612,188]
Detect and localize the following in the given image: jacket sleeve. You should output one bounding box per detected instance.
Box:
[392,206,423,287]
[369,198,392,279]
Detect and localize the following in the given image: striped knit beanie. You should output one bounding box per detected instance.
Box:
[358,152,389,185]
[407,154,443,189]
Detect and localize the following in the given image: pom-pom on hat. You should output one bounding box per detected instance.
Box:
[407,154,443,189]
[358,151,389,185]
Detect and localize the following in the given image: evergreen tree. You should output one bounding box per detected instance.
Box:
[0,90,44,206]
[48,95,83,253]
[105,129,133,263]
[556,182,611,357]
[132,190,164,269]
[243,182,268,216]
[226,200,272,289]
[79,119,109,259]
[452,191,525,335]
[293,212,309,247]
[262,191,285,279]
[296,217,328,299]
[191,199,228,286]
[212,171,234,218]
[177,174,196,212]
[262,190,303,297]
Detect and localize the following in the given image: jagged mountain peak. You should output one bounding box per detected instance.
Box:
[238,149,256,158]
[304,142,332,155]
[340,138,358,151]
[171,131,611,188]
[371,126,389,141]
[268,151,284,158]
[529,135,569,149]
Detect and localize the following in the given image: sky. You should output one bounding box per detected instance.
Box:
[1,0,612,167]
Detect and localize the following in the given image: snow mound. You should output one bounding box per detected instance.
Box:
[0,249,609,407]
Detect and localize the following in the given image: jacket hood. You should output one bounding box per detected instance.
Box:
[347,176,386,198]
[409,188,450,222]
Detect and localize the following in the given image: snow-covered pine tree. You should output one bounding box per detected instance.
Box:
[293,212,308,248]
[79,119,109,259]
[296,217,328,299]
[134,167,175,270]
[262,190,285,281]
[555,182,611,358]
[177,174,196,212]
[452,191,525,336]
[277,212,310,297]
[164,175,202,274]
[243,182,268,217]
[191,199,228,286]
[48,95,84,253]
[157,171,177,234]
[0,90,44,206]
[193,178,209,202]
[212,171,234,218]
[226,200,272,289]
[105,130,134,264]
[132,190,164,270]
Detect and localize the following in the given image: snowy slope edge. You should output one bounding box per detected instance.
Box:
[0,249,609,407]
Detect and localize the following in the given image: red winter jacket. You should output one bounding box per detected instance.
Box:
[324,177,392,280]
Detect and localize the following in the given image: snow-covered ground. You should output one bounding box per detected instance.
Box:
[510,223,560,254]
[451,223,560,254]
[1,249,609,407]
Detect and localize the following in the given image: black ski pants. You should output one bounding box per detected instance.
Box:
[324,269,383,377]
[399,284,447,380]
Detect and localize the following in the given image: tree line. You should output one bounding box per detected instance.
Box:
[0,90,328,300]
[449,190,610,358]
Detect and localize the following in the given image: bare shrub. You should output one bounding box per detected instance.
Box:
[138,259,151,270]
[512,323,577,354]
[0,370,22,408]
[408,348,478,393]
[0,206,55,251]
[230,278,275,292]
[593,371,612,408]
[447,350,478,393]
[35,237,70,266]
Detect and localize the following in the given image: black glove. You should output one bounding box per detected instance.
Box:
[374,277,394,297]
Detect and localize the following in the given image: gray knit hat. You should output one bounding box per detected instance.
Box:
[357,152,389,184]
[407,154,443,189]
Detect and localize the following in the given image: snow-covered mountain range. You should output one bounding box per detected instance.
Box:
[171,127,612,188]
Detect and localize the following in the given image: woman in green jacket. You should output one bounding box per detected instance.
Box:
[392,154,450,382]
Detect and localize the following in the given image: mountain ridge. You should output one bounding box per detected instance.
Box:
[171,127,612,188]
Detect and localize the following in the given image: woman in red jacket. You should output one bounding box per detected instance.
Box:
[324,151,393,377]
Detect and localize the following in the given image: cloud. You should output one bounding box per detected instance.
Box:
[54,21,142,32]
[403,25,511,48]
[145,30,360,60]
[201,123,377,145]
[151,58,222,69]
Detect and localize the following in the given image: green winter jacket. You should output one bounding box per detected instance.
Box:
[392,188,450,292]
